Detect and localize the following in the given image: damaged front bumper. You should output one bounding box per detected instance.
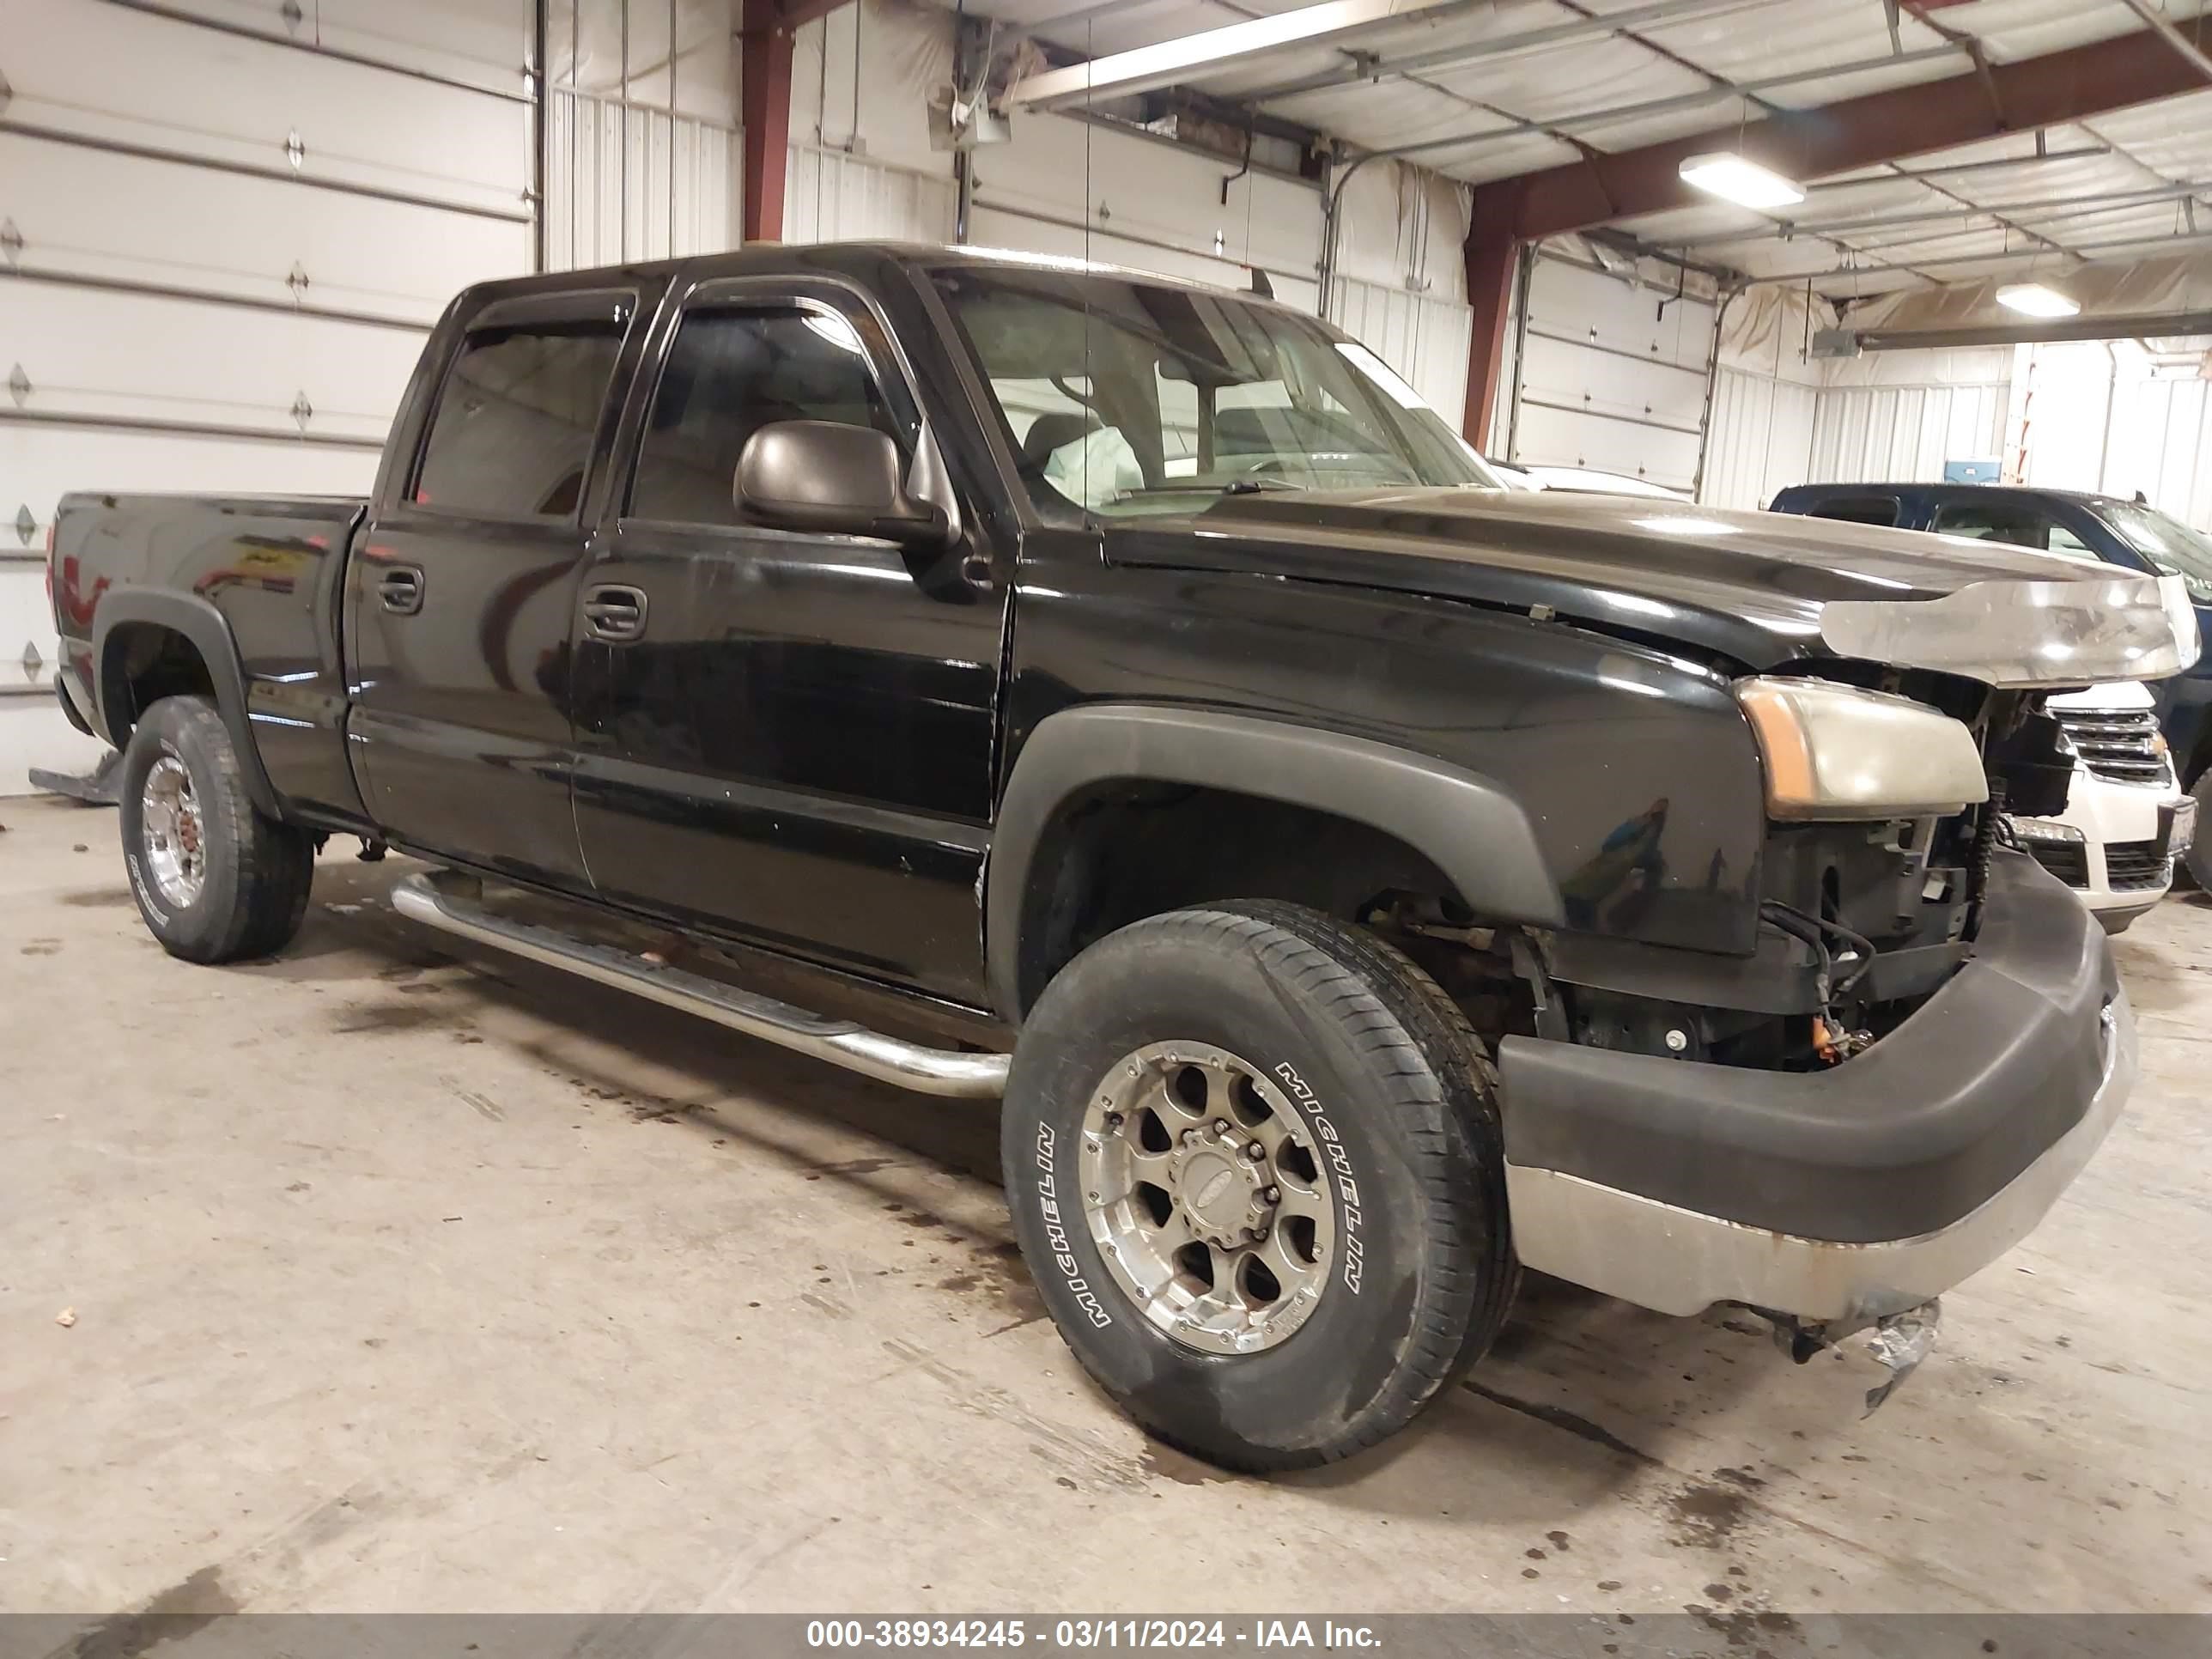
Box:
[1498,851,2133,1328]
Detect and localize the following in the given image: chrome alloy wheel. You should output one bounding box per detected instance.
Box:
[141,753,208,908]
[1079,1042,1337,1355]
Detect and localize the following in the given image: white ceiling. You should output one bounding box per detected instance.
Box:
[944,0,2212,301]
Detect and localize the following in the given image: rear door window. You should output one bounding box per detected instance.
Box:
[1802,495,1901,527]
[1931,501,2063,551]
[414,322,627,519]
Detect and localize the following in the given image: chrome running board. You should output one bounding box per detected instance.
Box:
[390,872,1011,1099]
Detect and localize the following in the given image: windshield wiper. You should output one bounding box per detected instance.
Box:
[1219,477,1306,495]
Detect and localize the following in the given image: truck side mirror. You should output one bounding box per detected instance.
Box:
[733,421,949,549]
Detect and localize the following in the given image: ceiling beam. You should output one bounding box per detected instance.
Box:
[1745,225,2212,287]
[1856,309,2212,350]
[1668,179,2211,249]
[2115,0,2212,86]
[1497,27,2209,242]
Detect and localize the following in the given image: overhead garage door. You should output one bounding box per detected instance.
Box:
[0,0,535,792]
[1507,249,1716,494]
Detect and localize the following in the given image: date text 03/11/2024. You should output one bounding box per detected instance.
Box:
[804,1621,1384,1649]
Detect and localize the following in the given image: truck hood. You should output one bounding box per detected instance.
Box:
[1108,489,2197,684]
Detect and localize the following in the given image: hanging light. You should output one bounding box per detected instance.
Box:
[1678,151,1805,210]
[1996,283,2081,319]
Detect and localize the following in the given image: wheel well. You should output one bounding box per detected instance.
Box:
[1011,781,1469,1015]
[2185,730,2212,791]
[100,623,215,745]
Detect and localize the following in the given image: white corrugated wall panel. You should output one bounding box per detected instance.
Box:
[1328,278,1474,431]
[1808,384,2010,484]
[783,147,957,245]
[2130,379,2212,531]
[545,88,739,270]
[1703,368,1818,511]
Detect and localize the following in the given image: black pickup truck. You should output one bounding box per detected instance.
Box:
[48,244,2194,1471]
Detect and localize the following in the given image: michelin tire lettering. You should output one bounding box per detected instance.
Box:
[1272,1061,1363,1295]
[1035,1121,1113,1328]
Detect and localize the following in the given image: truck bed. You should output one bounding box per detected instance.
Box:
[52,491,369,824]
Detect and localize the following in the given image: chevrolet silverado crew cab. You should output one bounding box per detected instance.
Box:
[48,245,2198,1472]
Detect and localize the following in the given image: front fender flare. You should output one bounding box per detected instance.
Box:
[91,588,283,819]
[985,702,1563,1020]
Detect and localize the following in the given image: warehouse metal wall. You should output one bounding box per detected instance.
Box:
[1702,368,1819,512]
[546,88,739,268]
[1808,382,2013,487]
[781,2,1475,431]
[543,0,741,268]
[0,0,538,792]
[1502,250,1717,494]
[2101,370,2212,529]
[1329,277,1476,433]
[782,145,956,245]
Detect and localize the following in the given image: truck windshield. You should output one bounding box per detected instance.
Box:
[930,262,1498,520]
[2100,501,2212,602]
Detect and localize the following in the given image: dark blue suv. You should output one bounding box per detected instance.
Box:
[1770,482,2212,860]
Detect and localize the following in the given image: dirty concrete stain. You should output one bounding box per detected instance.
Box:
[1462,1379,1659,1467]
[330,1001,451,1036]
[1685,1603,1801,1650]
[21,938,62,956]
[1546,1528,1571,1551]
[817,1156,899,1176]
[1139,1443,1229,1487]
[58,885,136,908]
[1667,1483,1753,1548]
[61,1565,241,1659]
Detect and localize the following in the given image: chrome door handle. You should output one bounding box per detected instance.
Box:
[377,566,425,615]
[582,583,648,643]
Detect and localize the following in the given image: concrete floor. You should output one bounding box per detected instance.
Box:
[3,792,2210,1618]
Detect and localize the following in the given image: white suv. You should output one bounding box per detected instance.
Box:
[2012,682,2197,933]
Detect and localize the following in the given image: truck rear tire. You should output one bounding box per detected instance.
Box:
[119,696,315,963]
[1001,901,1516,1472]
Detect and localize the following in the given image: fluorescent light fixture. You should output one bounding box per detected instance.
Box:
[1996,283,2081,319]
[1678,152,1805,210]
[1005,0,1470,111]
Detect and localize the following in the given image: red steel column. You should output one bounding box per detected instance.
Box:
[1461,181,1523,452]
[740,0,796,243]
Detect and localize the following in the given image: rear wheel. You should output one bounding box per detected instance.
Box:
[119,696,315,963]
[1002,901,1516,1472]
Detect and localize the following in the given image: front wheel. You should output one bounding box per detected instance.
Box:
[2186,769,2212,891]
[119,696,316,963]
[1002,902,1516,1472]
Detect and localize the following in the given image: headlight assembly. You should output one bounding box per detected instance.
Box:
[1736,677,1990,821]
